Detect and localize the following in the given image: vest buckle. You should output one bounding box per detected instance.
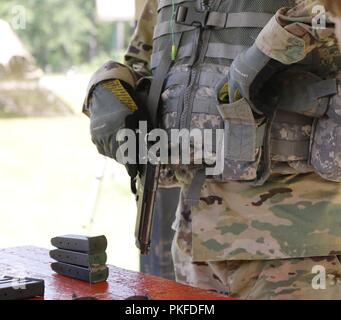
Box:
[175,5,209,28]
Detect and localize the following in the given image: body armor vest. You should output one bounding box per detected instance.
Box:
[150,0,341,185]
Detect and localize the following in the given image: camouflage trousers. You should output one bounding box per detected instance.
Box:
[167,172,341,299]
[172,232,341,299]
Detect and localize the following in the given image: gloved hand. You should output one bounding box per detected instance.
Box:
[223,43,283,110]
[89,79,148,181]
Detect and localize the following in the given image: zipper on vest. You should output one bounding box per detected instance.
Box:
[179,0,216,130]
[180,27,202,129]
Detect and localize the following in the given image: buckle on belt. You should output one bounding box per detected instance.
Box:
[175,5,209,27]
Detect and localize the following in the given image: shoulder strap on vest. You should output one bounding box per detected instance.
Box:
[148,37,180,127]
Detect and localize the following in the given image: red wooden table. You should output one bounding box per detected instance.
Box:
[0,246,231,300]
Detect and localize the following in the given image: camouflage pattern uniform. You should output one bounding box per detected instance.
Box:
[108,0,341,299]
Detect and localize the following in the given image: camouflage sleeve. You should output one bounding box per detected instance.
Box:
[124,0,158,79]
[83,0,157,116]
[256,0,336,64]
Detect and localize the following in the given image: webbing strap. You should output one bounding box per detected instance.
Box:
[256,123,266,148]
[274,110,313,126]
[155,10,274,39]
[148,36,181,128]
[206,11,274,28]
[252,110,277,186]
[327,89,341,122]
[271,140,310,159]
[205,11,227,28]
[153,21,195,39]
[164,71,188,87]
[151,43,193,69]
[163,96,220,115]
[176,6,274,29]
[206,43,249,60]
[152,42,248,69]
[224,12,273,28]
[184,169,206,207]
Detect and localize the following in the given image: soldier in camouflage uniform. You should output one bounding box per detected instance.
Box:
[84,0,341,299]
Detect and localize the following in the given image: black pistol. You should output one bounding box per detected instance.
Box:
[135,162,160,255]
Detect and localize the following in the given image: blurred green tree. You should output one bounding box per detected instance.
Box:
[0,0,132,72]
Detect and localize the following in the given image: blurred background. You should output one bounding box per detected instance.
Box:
[0,0,145,271]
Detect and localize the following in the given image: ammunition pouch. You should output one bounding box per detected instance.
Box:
[215,67,339,183]
[311,83,341,182]
[217,98,265,181]
[260,68,339,181]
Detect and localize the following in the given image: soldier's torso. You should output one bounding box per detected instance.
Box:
[152,0,341,184]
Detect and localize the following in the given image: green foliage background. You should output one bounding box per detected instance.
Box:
[0,0,133,72]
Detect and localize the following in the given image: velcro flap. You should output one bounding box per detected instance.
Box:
[217,98,256,162]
